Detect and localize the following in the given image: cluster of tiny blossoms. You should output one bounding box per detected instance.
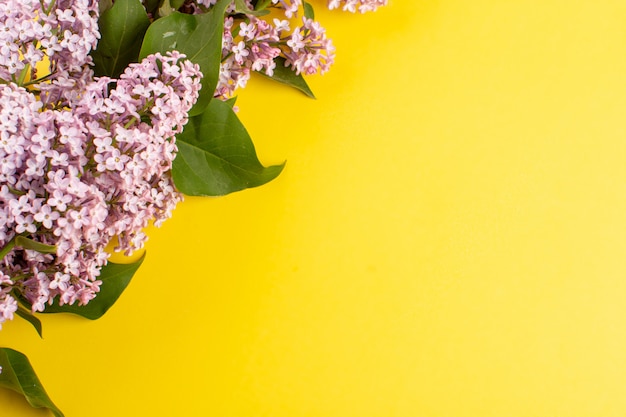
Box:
[0,51,201,328]
[186,0,387,99]
[0,0,100,107]
[328,0,387,13]
[216,7,335,98]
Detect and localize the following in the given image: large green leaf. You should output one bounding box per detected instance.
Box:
[139,0,231,116]
[172,98,285,196]
[39,254,145,320]
[91,0,150,78]
[0,348,63,417]
[256,57,316,98]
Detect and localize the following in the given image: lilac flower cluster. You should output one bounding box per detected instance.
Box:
[0,52,201,329]
[217,15,335,99]
[188,0,387,99]
[327,0,388,13]
[0,0,100,107]
[271,0,301,18]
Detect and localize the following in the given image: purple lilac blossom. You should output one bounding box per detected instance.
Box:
[282,17,335,76]
[327,0,388,13]
[271,0,301,18]
[216,15,334,99]
[0,52,201,329]
[187,0,386,99]
[0,0,100,108]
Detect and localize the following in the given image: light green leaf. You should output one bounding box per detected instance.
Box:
[234,0,270,16]
[173,98,285,196]
[15,236,56,254]
[157,0,177,17]
[39,254,145,320]
[91,0,151,78]
[257,57,316,98]
[15,305,42,338]
[0,348,63,417]
[170,0,185,10]
[303,1,314,19]
[157,0,185,16]
[139,0,231,116]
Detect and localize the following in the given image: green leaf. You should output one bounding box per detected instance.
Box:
[157,0,185,17]
[98,0,113,14]
[170,0,185,10]
[303,1,315,19]
[257,57,316,98]
[139,0,231,116]
[234,0,270,16]
[39,254,145,320]
[157,0,177,17]
[15,305,42,338]
[254,0,272,11]
[172,98,285,196]
[15,236,56,254]
[143,0,161,15]
[0,348,63,417]
[225,96,237,107]
[91,0,151,78]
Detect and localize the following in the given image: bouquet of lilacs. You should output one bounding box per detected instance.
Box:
[0,0,387,414]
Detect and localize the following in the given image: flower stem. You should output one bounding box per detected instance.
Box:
[22,72,55,87]
[0,236,17,260]
[17,64,31,87]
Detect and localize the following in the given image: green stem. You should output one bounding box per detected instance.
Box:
[17,63,31,87]
[8,186,27,196]
[45,0,57,15]
[22,72,55,87]
[124,117,138,129]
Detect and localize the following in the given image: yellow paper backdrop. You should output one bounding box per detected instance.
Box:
[4,0,626,415]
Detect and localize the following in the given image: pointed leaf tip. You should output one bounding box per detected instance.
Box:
[173,99,285,196]
[0,348,64,417]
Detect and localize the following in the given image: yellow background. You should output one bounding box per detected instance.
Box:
[4,0,626,415]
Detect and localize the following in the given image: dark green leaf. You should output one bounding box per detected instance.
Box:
[303,1,314,19]
[225,96,237,107]
[98,0,113,14]
[256,57,316,98]
[143,0,161,15]
[15,305,42,338]
[173,98,285,196]
[15,236,56,254]
[39,254,145,320]
[91,0,151,78]
[234,0,270,16]
[0,348,63,417]
[139,0,231,116]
